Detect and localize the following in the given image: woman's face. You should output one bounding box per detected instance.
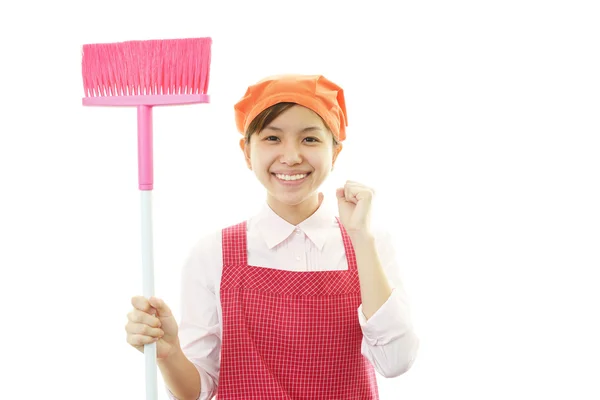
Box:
[241,105,342,209]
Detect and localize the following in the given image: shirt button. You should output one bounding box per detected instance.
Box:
[295,228,301,234]
[296,256,301,261]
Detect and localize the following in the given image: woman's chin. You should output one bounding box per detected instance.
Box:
[268,191,315,207]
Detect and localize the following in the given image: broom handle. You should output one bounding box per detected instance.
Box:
[138,105,158,400]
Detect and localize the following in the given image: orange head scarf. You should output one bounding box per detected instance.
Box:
[234,74,348,141]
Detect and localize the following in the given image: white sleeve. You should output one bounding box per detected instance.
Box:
[166,230,223,400]
[358,229,420,378]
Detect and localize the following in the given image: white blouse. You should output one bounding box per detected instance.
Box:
[167,198,419,400]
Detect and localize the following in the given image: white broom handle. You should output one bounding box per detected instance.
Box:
[138,105,158,400]
[141,190,158,400]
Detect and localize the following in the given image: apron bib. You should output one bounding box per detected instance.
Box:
[217,219,378,399]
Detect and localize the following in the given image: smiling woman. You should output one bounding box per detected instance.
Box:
[124,74,419,400]
[239,103,343,223]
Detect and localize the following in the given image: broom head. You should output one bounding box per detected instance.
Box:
[81,37,211,106]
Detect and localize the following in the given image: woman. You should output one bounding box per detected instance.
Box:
[125,74,419,399]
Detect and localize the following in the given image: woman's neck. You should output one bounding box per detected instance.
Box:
[267,194,321,226]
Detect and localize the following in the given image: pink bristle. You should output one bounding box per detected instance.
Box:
[81,38,211,108]
[129,41,142,95]
[140,41,149,95]
[82,37,211,100]
[124,43,136,96]
[163,41,171,94]
[146,40,157,95]
[99,45,111,96]
[114,45,127,96]
[172,40,181,94]
[162,42,171,95]
[189,50,195,94]
[151,41,160,95]
[199,39,210,94]
[179,41,188,95]
[168,41,177,95]
[186,45,196,94]
[106,45,118,96]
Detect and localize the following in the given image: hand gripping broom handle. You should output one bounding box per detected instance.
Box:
[138,105,158,400]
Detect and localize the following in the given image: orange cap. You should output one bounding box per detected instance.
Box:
[234,74,348,141]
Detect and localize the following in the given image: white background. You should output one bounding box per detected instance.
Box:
[1,0,599,399]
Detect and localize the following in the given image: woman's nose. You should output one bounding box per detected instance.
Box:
[279,143,302,165]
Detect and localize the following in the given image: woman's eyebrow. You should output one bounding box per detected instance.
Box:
[265,125,324,133]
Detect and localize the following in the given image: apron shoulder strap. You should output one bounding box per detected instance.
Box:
[222,220,248,266]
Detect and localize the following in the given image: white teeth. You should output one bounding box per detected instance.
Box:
[275,173,307,181]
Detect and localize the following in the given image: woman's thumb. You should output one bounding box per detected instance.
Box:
[149,296,171,317]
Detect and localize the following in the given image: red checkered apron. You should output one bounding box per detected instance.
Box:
[216,219,379,399]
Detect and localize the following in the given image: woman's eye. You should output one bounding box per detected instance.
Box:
[304,137,319,143]
[265,136,279,141]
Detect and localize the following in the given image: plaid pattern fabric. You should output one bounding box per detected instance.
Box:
[217,218,379,399]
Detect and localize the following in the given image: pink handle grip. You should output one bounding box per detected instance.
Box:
[138,106,153,190]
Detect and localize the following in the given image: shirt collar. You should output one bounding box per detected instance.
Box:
[254,196,336,251]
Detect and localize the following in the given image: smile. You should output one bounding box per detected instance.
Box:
[271,172,311,185]
[274,173,308,181]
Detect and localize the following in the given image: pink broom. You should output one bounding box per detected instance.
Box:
[81,37,212,400]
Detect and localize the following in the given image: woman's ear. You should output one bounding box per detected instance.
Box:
[239,138,252,170]
[331,143,343,168]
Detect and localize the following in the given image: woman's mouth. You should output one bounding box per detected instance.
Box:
[272,172,311,185]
